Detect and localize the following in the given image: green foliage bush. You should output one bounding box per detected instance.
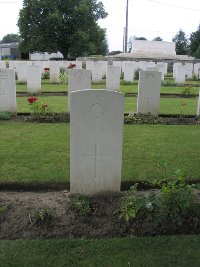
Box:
[70,195,91,215]
[117,172,200,229]
[0,112,12,120]
[31,207,52,224]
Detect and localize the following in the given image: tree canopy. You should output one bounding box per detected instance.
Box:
[0,33,20,43]
[190,24,200,58]
[172,29,189,55]
[152,36,163,41]
[17,0,108,59]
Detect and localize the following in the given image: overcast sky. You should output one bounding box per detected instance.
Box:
[0,0,200,51]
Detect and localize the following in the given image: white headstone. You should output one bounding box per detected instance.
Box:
[184,63,193,79]
[173,62,182,78]
[86,61,93,71]
[70,89,124,195]
[197,89,200,116]
[68,69,91,112]
[0,61,6,68]
[156,63,166,81]
[16,62,28,82]
[137,71,161,116]
[106,66,120,91]
[0,68,17,112]
[113,61,122,74]
[146,67,159,72]
[175,65,185,84]
[50,62,60,83]
[123,61,136,82]
[27,65,42,93]
[91,62,104,83]
[194,63,200,77]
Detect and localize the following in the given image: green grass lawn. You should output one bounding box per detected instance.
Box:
[16,80,200,94]
[17,95,198,115]
[1,122,200,183]
[1,235,200,267]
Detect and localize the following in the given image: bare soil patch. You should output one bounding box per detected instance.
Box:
[1,190,200,240]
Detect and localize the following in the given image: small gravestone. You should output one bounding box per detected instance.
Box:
[0,68,16,112]
[113,61,122,73]
[27,65,41,94]
[156,63,166,81]
[0,61,6,68]
[50,62,60,83]
[123,61,136,82]
[68,69,91,112]
[175,65,185,84]
[137,71,161,116]
[184,63,193,79]
[91,62,104,83]
[70,89,124,195]
[197,89,200,116]
[173,62,182,78]
[16,62,28,82]
[146,66,159,72]
[194,63,200,77]
[106,66,120,91]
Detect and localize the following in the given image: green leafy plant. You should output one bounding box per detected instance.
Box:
[161,79,176,86]
[0,205,8,213]
[181,87,194,96]
[192,74,198,81]
[116,198,137,221]
[59,67,68,84]
[121,80,134,85]
[180,102,189,118]
[70,195,91,215]
[31,207,52,224]
[117,169,198,228]
[157,160,169,179]
[41,68,50,79]
[0,112,12,120]
[124,113,164,125]
[27,96,51,116]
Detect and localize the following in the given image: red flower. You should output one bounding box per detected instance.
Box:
[44,67,50,71]
[28,96,38,104]
[67,63,76,69]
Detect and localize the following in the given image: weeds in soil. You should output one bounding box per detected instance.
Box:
[116,169,199,228]
[180,102,189,118]
[70,195,91,215]
[0,205,8,213]
[30,207,52,225]
[182,87,193,96]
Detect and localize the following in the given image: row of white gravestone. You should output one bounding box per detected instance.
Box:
[68,67,121,111]
[173,63,200,84]
[118,61,167,82]
[1,66,200,118]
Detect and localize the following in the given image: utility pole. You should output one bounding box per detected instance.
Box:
[124,0,129,53]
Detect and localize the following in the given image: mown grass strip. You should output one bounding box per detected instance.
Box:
[1,235,200,267]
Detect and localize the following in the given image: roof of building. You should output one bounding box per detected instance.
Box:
[0,43,19,48]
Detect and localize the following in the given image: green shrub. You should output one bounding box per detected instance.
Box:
[117,171,199,227]
[182,87,192,96]
[31,207,52,224]
[70,195,91,215]
[0,112,12,120]
[161,79,176,86]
